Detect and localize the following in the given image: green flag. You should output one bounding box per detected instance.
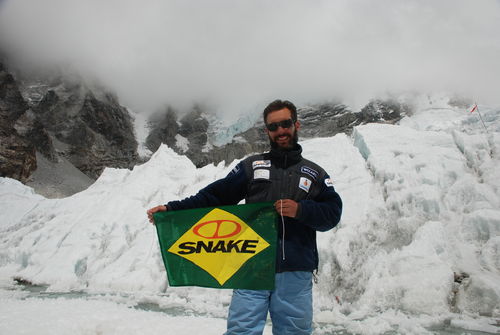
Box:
[154,202,277,290]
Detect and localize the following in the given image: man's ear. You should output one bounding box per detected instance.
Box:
[294,120,301,131]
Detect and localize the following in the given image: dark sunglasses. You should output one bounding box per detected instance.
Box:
[266,119,294,131]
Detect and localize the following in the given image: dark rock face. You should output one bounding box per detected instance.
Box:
[0,133,37,182]
[145,107,179,151]
[357,99,410,125]
[26,76,139,179]
[145,105,210,162]
[300,100,409,139]
[0,63,37,182]
[1,62,139,189]
[14,110,56,161]
[0,63,28,122]
[146,106,215,167]
[179,105,209,149]
[299,103,356,138]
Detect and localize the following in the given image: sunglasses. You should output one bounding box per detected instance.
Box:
[266,119,294,131]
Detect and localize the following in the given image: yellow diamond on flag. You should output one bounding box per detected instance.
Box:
[168,208,270,285]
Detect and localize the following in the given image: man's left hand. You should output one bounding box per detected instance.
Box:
[274,199,299,218]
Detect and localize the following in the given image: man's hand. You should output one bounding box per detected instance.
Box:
[147,205,167,224]
[274,199,299,218]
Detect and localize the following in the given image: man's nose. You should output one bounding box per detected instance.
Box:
[275,126,287,134]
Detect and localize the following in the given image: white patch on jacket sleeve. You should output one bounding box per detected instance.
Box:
[299,177,312,193]
[324,178,334,188]
[254,169,270,180]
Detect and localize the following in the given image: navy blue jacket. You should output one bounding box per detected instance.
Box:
[167,145,342,272]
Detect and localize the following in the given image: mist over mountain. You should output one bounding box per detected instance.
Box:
[1,0,499,116]
[1,0,500,196]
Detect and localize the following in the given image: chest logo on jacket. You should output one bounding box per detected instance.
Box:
[252,160,271,169]
[301,166,319,180]
[168,208,270,285]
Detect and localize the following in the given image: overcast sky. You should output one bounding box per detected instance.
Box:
[1,0,499,116]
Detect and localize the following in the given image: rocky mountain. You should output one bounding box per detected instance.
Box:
[146,99,411,167]
[0,62,37,182]
[25,78,139,179]
[1,59,412,198]
[145,105,269,167]
[0,62,139,197]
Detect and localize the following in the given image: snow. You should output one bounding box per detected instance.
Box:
[207,111,260,147]
[1,97,500,334]
[175,134,190,153]
[0,291,230,335]
[128,108,153,158]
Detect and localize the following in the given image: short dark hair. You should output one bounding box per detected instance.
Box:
[263,99,297,123]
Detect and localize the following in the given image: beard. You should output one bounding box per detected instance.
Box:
[269,130,299,150]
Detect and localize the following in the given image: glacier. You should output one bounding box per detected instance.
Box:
[0,96,499,334]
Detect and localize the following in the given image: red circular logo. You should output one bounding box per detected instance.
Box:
[193,220,242,239]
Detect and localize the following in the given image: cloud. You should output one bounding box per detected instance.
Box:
[1,0,499,115]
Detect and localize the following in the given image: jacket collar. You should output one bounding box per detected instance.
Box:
[269,144,303,168]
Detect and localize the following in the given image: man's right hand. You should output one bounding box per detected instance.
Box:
[147,205,167,224]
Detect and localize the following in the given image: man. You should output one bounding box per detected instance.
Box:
[147,99,342,335]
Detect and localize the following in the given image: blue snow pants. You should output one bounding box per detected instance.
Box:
[225,271,313,335]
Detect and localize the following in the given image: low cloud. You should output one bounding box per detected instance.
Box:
[1,0,499,116]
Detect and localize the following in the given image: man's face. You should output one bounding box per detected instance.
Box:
[265,108,300,149]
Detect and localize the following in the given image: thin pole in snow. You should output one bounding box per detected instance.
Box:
[470,103,494,158]
[471,103,489,134]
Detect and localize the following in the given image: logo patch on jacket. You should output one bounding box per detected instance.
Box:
[299,177,312,193]
[229,164,241,175]
[252,160,271,169]
[301,166,318,180]
[324,178,334,188]
[254,169,270,180]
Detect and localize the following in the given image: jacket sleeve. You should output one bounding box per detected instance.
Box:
[166,162,248,210]
[296,173,342,232]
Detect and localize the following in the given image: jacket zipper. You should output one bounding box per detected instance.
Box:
[280,153,288,261]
